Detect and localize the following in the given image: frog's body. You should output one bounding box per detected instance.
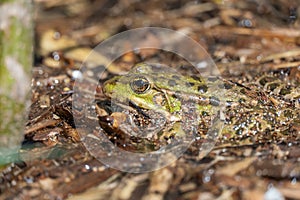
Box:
[102,63,299,146]
[103,63,237,118]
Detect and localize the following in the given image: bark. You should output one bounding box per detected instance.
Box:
[0,0,33,164]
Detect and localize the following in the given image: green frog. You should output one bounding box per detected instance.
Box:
[101,63,299,150]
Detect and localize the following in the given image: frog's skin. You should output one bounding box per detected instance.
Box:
[102,63,299,145]
[103,63,234,118]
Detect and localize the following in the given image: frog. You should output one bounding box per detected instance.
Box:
[101,63,227,145]
[101,63,300,150]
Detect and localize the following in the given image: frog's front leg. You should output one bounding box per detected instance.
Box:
[157,121,186,142]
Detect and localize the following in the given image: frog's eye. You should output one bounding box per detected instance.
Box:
[130,76,151,94]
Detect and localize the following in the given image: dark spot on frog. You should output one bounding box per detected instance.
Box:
[259,77,268,86]
[239,98,246,103]
[191,75,202,82]
[172,75,180,79]
[267,82,280,91]
[235,128,244,135]
[226,101,233,106]
[208,76,218,82]
[164,134,175,140]
[186,82,195,87]
[168,79,177,87]
[224,82,233,89]
[240,88,247,95]
[279,88,291,95]
[198,85,208,93]
[201,111,209,116]
[209,96,220,106]
[283,109,293,118]
[258,76,277,86]
[172,91,181,99]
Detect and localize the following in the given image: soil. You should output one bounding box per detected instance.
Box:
[1,0,300,199]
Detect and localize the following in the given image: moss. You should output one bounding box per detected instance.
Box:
[0,0,33,165]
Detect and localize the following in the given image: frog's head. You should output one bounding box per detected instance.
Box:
[102,63,182,113]
[103,69,165,112]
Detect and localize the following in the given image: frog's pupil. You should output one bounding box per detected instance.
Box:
[130,76,150,94]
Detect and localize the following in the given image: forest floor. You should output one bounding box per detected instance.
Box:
[1,0,300,199]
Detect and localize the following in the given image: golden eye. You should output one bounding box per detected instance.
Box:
[130,76,150,94]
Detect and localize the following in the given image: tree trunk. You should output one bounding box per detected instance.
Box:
[0,0,33,165]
